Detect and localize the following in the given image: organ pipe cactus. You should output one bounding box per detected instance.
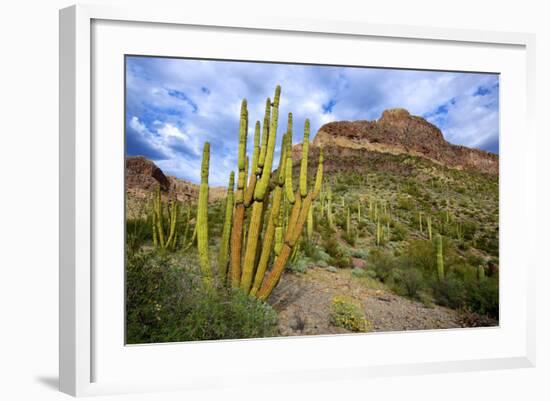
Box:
[427,215,433,240]
[218,171,235,282]
[151,186,179,250]
[230,99,248,288]
[196,86,323,300]
[197,142,212,285]
[307,206,313,241]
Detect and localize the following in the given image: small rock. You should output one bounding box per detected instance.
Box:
[327,266,338,273]
[351,257,366,269]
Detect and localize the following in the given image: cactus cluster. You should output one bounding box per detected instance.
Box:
[195,86,324,300]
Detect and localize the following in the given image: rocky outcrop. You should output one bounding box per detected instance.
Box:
[126,156,226,203]
[310,108,498,175]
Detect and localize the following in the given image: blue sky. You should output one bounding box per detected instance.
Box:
[126,56,499,186]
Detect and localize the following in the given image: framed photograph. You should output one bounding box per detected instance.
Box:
[59,4,536,396]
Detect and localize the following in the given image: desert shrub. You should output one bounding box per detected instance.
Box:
[126,251,278,344]
[390,221,408,241]
[287,257,311,274]
[431,276,466,310]
[317,260,329,268]
[329,295,371,332]
[351,267,368,278]
[396,196,414,211]
[391,268,425,299]
[342,230,357,246]
[126,217,152,253]
[368,249,397,282]
[400,240,435,275]
[323,237,351,268]
[463,276,499,318]
[351,248,369,259]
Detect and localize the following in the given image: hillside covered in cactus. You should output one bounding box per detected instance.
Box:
[125,85,499,343]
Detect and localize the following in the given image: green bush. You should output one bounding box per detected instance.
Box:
[126,251,278,344]
[368,249,397,282]
[329,295,371,332]
[391,268,425,298]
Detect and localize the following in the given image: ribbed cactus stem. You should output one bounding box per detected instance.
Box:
[312,147,324,198]
[257,97,271,174]
[254,86,280,201]
[257,148,323,300]
[346,207,351,236]
[251,121,261,178]
[357,201,361,221]
[376,219,381,246]
[299,119,310,198]
[427,216,432,240]
[419,212,423,233]
[307,206,313,241]
[154,185,165,248]
[197,142,212,285]
[285,155,296,204]
[436,234,444,281]
[230,99,248,288]
[218,171,234,281]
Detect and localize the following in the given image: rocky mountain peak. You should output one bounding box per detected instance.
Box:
[310,108,497,175]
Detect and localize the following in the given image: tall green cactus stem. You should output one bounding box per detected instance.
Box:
[154,186,165,248]
[419,212,423,234]
[197,142,212,285]
[257,145,323,300]
[346,207,351,236]
[250,186,283,296]
[241,86,281,292]
[285,155,296,204]
[427,216,432,240]
[257,98,271,174]
[376,218,381,246]
[307,205,313,241]
[244,123,261,207]
[300,119,310,198]
[165,197,179,249]
[151,207,158,248]
[230,99,248,288]
[254,86,280,201]
[218,171,235,281]
[436,234,444,282]
[369,198,374,219]
[326,184,333,228]
[357,201,361,221]
[151,186,180,250]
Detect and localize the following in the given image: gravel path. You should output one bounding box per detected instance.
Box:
[269,267,466,336]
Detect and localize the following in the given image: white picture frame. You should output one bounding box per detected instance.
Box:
[59,3,536,397]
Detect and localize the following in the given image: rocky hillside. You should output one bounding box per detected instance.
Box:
[126,156,226,203]
[303,108,498,175]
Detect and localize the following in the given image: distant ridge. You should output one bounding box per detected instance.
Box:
[125,156,226,202]
[307,108,498,175]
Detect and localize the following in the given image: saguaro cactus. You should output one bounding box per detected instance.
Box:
[436,234,444,281]
[197,142,212,285]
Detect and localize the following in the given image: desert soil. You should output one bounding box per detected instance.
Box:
[269,267,465,336]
